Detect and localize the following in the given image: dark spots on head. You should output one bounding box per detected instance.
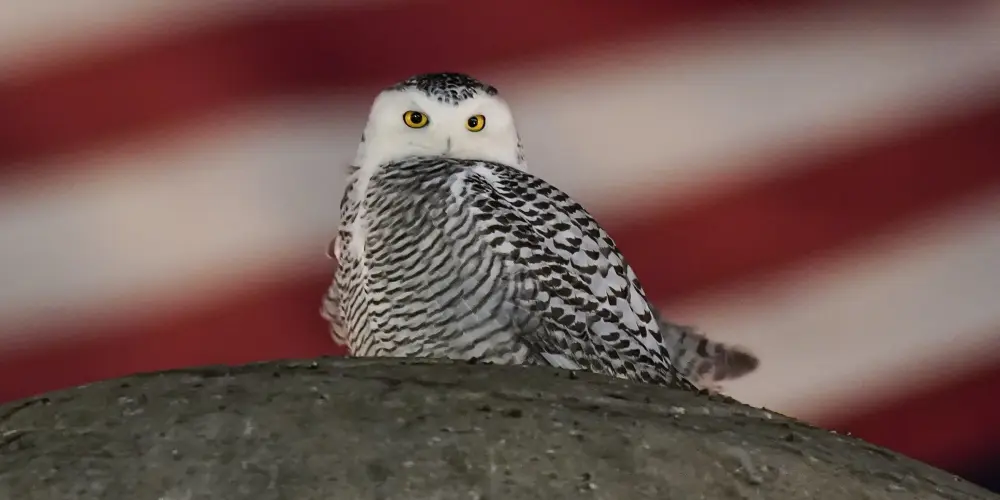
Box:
[390,72,498,104]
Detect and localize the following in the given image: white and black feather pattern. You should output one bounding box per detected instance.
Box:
[325,155,698,390]
[320,165,361,346]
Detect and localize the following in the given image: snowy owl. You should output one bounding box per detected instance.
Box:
[322,73,757,390]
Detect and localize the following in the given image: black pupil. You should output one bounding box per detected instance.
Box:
[468,116,479,128]
[410,112,423,123]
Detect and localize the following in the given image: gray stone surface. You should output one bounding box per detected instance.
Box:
[0,358,995,499]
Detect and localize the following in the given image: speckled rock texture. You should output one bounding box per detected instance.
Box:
[0,358,995,500]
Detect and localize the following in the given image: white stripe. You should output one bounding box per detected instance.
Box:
[1,4,999,337]
[668,190,1000,420]
[0,101,363,338]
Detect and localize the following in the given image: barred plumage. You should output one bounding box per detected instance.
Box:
[321,72,758,391]
[327,156,697,388]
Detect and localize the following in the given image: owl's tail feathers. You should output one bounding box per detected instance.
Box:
[654,311,760,392]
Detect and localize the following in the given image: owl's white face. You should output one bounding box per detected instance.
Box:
[354,82,525,172]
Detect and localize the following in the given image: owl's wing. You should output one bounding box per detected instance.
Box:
[320,165,362,347]
[320,272,349,346]
[459,162,693,388]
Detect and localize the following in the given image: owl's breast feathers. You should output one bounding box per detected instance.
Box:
[338,157,696,389]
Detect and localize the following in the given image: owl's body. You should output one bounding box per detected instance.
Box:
[322,73,757,390]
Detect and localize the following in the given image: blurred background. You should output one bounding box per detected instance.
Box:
[1,0,999,491]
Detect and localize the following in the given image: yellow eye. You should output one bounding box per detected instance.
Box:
[403,110,429,128]
[465,114,486,132]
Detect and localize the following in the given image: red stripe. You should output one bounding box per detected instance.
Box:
[619,97,1000,300]
[0,0,798,172]
[827,340,1000,471]
[0,275,344,403]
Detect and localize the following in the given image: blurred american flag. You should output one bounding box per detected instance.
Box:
[1,0,999,489]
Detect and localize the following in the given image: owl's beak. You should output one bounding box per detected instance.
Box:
[444,137,452,155]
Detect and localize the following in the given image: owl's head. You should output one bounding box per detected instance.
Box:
[354,73,526,171]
